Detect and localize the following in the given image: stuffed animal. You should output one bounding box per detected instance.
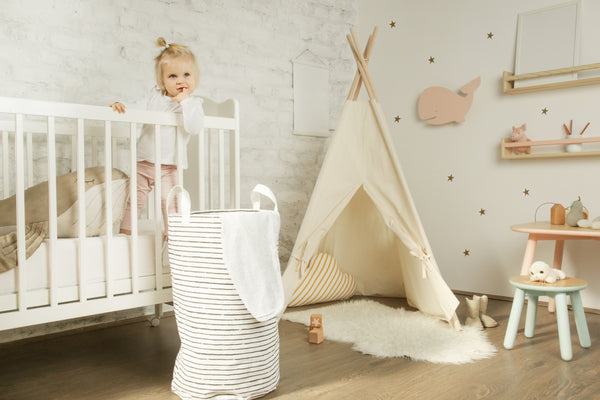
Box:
[529,261,566,283]
[566,197,587,227]
[510,123,532,155]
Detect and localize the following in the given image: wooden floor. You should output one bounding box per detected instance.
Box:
[1,295,599,400]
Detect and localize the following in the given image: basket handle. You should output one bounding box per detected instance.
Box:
[251,184,278,213]
[166,185,191,224]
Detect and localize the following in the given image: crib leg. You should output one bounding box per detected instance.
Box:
[150,304,163,327]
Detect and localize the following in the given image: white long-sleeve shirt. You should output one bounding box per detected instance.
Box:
[125,86,204,169]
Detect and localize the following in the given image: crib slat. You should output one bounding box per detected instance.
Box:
[176,127,184,190]
[198,128,206,210]
[153,125,162,291]
[207,130,213,209]
[26,132,33,188]
[232,101,240,207]
[47,117,58,307]
[2,131,8,199]
[104,121,114,299]
[218,129,225,209]
[129,123,138,295]
[15,114,26,312]
[77,119,87,303]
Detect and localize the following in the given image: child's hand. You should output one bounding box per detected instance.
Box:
[173,88,191,103]
[110,102,126,113]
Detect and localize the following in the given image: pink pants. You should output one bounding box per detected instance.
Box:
[120,160,178,234]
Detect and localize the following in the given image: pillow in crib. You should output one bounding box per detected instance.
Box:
[55,167,130,237]
[288,252,357,307]
[0,167,129,272]
[0,167,129,236]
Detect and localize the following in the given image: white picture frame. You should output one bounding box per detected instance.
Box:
[292,50,330,137]
[514,1,581,88]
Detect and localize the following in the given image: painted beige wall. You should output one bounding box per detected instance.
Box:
[358,0,600,308]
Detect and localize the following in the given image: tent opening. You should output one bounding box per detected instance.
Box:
[320,185,409,298]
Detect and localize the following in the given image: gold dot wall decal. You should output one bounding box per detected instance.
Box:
[541,107,549,115]
[487,32,494,39]
[394,115,401,122]
[463,249,471,256]
[428,56,435,64]
[389,21,396,28]
[479,208,486,216]
[523,188,530,196]
[447,174,454,182]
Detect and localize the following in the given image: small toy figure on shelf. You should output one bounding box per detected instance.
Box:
[308,314,324,344]
[529,261,566,284]
[510,123,531,155]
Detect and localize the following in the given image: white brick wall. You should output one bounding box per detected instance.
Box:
[0,0,357,340]
[0,0,358,261]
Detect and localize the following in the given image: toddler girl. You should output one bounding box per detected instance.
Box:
[111,37,204,241]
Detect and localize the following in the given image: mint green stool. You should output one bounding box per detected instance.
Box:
[504,276,591,361]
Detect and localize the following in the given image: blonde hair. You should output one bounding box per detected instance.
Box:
[154,37,199,95]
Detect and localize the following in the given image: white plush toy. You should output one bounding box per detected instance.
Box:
[529,261,566,283]
[577,216,600,229]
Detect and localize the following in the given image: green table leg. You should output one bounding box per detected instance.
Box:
[524,293,538,338]
[571,291,591,348]
[554,293,572,361]
[504,288,525,350]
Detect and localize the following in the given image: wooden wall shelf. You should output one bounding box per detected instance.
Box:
[501,137,600,159]
[503,63,600,94]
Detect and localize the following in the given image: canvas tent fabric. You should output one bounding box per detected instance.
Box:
[282,98,461,330]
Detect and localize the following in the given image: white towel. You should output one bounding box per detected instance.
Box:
[221,209,285,322]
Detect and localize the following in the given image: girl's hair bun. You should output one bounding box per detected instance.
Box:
[156,37,167,47]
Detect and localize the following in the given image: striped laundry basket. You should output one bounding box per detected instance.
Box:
[167,185,284,400]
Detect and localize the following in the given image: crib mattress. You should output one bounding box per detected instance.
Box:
[0,232,170,312]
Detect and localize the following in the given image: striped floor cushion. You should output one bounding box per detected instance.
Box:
[288,252,357,307]
[168,213,279,400]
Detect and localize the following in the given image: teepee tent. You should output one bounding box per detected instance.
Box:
[282,27,461,329]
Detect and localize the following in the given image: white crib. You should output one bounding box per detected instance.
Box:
[0,96,240,332]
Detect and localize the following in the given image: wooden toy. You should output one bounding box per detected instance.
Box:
[551,203,566,225]
[308,314,324,344]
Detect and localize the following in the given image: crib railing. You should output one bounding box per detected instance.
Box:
[0,96,239,329]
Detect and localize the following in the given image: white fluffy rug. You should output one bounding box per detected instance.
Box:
[282,299,496,364]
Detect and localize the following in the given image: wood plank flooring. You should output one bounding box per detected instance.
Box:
[1,295,599,400]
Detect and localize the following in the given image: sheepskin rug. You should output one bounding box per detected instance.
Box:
[282,299,496,364]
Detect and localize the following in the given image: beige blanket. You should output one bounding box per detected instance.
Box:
[0,167,129,273]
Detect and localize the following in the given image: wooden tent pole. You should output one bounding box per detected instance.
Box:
[346,30,379,102]
[346,36,371,100]
[346,27,378,100]
[352,26,378,101]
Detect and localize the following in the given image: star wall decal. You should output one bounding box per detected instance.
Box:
[487,32,494,39]
[541,107,549,115]
[394,115,401,122]
[428,56,435,64]
[523,188,530,196]
[463,249,471,256]
[479,208,486,216]
[447,174,454,182]
[390,21,396,28]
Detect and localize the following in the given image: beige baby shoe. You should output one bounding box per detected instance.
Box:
[465,295,483,329]
[479,295,498,328]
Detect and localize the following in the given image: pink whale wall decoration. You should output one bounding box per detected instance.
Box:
[417,77,481,125]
